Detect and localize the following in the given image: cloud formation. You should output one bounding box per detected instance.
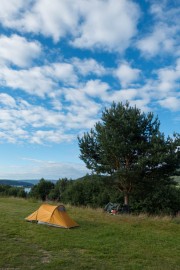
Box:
[114,62,141,87]
[71,0,140,51]
[0,0,139,52]
[0,54,179,144]
[0,34,41,67]
[137,2,180,57]
[0,0,179,180]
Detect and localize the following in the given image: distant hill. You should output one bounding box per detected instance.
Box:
[26,179,58,185]
[0,180,34,187]
[0,179,58,187]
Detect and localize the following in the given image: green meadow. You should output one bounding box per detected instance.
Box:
[0,197,180,270]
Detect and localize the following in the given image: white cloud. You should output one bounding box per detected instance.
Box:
[158,97,180,111]
[0,97,68,144]
[62,84,102,129]
[130,99,151,113]
[72,0,140,52]
[150,1,180,24]
[19,106,65,128]
[0,63,77,97]
[24,0,79,42]
[157,60,180,111]
[114,62,141,87]
[104,88,138,103]
[0,91,101,144]
[30,130,74,144]
[156,59,180,94]
[65,107,100,129]
[0,0,27,27]
[0,0,139,52]
[0,55,179,147]
[0,0,78,42]
[83,80,109,97]
[50,99,62,111]
[137,24,177,57]
[127,59,180,112]
[0,34,41,67]
[72,58,106,76]
[137,2,180,57]
[0,93,16,108]
[0,67,55,97]
[50,63,77,83]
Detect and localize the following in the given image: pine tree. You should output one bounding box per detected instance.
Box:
[78,102,180,206]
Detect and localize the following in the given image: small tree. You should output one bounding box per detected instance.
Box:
[49,178,69,201]
[30,178,54,201]
[78,102,180,207]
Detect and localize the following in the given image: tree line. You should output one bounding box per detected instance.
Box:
[1,174,179,215]
[0,184,27,198]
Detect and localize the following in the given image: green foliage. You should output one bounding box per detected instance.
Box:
[50,178,70,201]
[17,188,27,198]
[131,185,180,215]
[26,174,180,215]
[78,102,180,205]
[29,178,54,201]
[0,184,27,198]
[56,175,123,208]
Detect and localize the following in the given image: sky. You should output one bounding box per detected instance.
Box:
[0,0,179,180]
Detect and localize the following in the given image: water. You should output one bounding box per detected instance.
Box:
[24,187,31,193]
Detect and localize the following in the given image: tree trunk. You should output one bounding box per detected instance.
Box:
[124,194,129,205]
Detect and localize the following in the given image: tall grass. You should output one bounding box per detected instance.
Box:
[0,197,180,270]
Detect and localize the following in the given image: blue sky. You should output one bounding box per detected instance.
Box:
[0,0,179,180]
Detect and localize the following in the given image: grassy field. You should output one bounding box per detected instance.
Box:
[0,197,180,270]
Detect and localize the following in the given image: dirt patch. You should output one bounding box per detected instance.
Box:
[40,249,51,264]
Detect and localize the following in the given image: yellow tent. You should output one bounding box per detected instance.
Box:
[25,204,79,229]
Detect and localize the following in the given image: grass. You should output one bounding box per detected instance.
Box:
[0,197,180,270]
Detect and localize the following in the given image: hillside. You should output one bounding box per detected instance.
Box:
[0,179,58,186]
[0,180,34,187]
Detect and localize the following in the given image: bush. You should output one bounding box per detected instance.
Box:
[0,185,27,198]
[130,185,180,215]
[29,178,54,201]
